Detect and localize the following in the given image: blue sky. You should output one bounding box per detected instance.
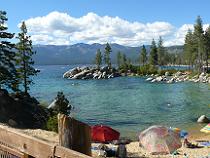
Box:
[1,0,210,46]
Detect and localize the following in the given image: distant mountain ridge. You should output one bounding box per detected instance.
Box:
[33,43,183,65]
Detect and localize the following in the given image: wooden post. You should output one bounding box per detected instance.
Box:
[58,114,91,156]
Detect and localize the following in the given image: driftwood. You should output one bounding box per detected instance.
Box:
[58,114,91,156]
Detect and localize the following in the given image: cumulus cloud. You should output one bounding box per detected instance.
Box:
[20,11,209,46]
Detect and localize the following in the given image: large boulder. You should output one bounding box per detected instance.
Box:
[197,115,209,123]
[174,71,182,77]
[83,73,93,79]
[63,67,80,78]
[108,74,114,79]
[146,77,153,81]
[93,72,100,79]
[156,76,163,82]
[167,78,175,84]
[72,70,90,79]
[165,71,169,76]
[64,66,121,80]
[151,79,156,83]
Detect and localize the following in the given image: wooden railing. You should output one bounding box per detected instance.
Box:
[0,125,92,158]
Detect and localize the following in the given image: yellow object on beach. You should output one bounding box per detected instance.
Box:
[200,123,210,133]
[173,128,181,133]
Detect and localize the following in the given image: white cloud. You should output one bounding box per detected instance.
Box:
[21,11,209,46]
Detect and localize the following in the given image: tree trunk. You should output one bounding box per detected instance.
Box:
[23,51,27,94]
[205,53,209,73]
[58,114,91,156]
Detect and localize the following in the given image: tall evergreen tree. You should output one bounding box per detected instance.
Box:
[116,51,122,68]
[121,53,128,71]
[149,39,158,66]
[95,49,102,69]
[184,29,196,69]
[0,11,17,91]
[104,43,112,68]
[140,45,147,66]
[193,16,205,72]
[16,21,37,94]
[157,36,165,66]
[204,26,210,72]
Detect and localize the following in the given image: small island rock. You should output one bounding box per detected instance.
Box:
[197,115,209,123]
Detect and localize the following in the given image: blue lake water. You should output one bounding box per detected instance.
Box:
[31,65,210,139]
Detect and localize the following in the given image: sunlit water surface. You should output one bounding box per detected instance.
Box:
[31,65,210,139]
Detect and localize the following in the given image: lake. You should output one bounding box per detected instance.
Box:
[31,65,210,139]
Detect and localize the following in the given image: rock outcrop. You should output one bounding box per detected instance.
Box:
[197,115,210,123]
[63,66,121,80]
[145,72,210,84]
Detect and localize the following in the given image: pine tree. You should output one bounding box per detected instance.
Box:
[149,39,158,66]
[104,43,112,68]
[204,26,210,72]
[53,91,71,115]
[0,11,17,91]
[140,45,147,66]
[193,16,205,72]
[157,36,165,66]
[117,51,122,68]
[16,21,37,94]
[122,53,128,71]
[184,29,196,69]
[95,49,102,69]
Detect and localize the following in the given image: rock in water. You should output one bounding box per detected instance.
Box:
[197,115,209,123]
[156,76,163,82]
[63,67,80,78]
[151,79,156,83]
[165,71,169,76]
[146,77,153,81]
[72,70,90,79]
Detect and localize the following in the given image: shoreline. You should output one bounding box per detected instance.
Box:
[2,122,209,142]
[63,66,210,84]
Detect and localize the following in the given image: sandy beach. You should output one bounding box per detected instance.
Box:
[92,133,210,158]
[4,124,207,158]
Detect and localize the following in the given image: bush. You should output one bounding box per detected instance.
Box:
[46,115,58,132]
[46,91,71,132]
[138,64,158,75]
[118,64,138,73]
[53,92,71,115]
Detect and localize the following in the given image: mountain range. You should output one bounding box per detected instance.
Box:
[33,43,183,65]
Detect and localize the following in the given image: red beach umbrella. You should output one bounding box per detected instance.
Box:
[91,125,120,143]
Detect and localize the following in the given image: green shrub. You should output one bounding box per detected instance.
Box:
[46,115,58,132]
[46,91,72,132]
[138,64,158,75]
[53,92,71,115]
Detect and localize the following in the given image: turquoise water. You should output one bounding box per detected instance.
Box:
[31,65,210,139]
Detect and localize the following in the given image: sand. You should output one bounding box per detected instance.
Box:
[92,135,210,157]
[0,124,209,157]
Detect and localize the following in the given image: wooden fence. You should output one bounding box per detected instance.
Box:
[0,124,92,158]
